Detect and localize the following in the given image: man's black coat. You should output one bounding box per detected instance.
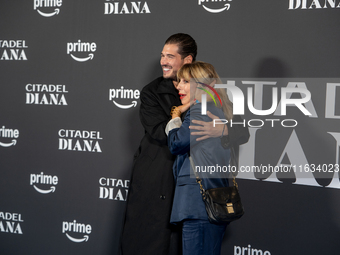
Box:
[121,77,181,255]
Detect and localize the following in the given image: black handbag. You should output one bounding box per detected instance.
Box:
[189,146,244,224]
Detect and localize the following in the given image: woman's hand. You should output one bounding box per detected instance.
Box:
[171,102,192,119]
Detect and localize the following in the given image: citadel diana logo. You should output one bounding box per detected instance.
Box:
[0,212,24,235]
[0,40,28,61]
[198,0,233,13]
[58,129,103,153]
[288,0,340,9]
[26,83,68,106]
[104,0,150,14]
[99,177,129,201]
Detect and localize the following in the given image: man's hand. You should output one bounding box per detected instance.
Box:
[189,111,228,141]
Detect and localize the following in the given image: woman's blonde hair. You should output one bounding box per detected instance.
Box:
[177,61,233,120]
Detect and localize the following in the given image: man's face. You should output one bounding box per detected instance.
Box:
[160,44,185,80]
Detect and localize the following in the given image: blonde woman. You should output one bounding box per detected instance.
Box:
[165,61,233,255]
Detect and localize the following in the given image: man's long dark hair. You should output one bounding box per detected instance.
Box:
[165,33,197,61]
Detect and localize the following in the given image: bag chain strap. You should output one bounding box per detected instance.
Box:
[189,156,239,200]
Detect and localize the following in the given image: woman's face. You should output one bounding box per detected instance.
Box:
[177,78,195,105]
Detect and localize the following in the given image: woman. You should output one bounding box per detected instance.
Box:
[165,61,233,255]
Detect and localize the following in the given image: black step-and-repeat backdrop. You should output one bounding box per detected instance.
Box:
[1,1,340,254]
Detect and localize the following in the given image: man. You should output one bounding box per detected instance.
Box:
[121,33,249,255]
[121,33,195,255]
